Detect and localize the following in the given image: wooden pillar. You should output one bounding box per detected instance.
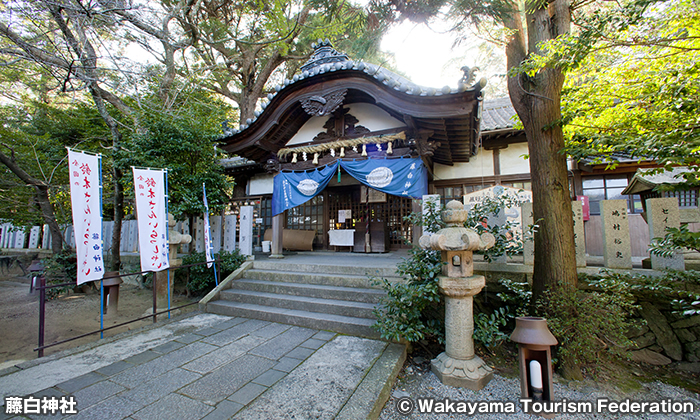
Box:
[270,212,284,259]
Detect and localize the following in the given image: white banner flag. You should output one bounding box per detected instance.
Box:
[133,168,170,272]
[203,184,214,268]
[68,149,104,285]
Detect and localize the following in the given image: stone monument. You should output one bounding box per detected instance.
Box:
[155,214,192,308]
[521,202,535,266]
[572,200,587,268]
[420,200,496,390]
[647,197,685,270]
[600,200,632,269]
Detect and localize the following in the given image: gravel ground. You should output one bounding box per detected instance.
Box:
[380,361,700,419]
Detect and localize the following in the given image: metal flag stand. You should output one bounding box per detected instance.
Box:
[165,169,171,319]
[203,183,219,286]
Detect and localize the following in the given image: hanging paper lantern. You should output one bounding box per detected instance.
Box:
[292,153,298,163]
[387,141,393,155]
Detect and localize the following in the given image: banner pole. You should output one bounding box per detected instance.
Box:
[99,153,104,339]
[100,280,104,339]
[165,170,170,318]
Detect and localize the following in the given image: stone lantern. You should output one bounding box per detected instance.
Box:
[419,200,496,390]
[155,214,192,308]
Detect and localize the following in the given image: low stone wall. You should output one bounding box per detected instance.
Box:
[475,264,700,367]
[626,304,700,365]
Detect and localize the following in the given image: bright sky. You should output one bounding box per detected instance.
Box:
[380,21,473,88]
[379,20,507,96]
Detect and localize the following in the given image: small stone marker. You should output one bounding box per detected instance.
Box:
[572,201,586,268]
[647,197,685,270]
[486,209,507,264]
[223,215,237,252]
[521,202,534,266]
[195,218,204,252]
[211,215,222,253]
[28,226,40,249]
[42,224,51,249]
[239,206,254,256]
[600,200,632,269]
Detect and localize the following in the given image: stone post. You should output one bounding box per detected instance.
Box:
[420,200,496,390]
[600,200,632,269]
[572,201,587,268]
[647,197,685,270]
[239,206,254,256]
[521,202,534,266]
[155,214,191,308]
[270,212,284,259]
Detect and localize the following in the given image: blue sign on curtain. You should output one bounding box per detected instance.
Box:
[340,157,427,201]
[272,161,339,216]
[272,157,427,216]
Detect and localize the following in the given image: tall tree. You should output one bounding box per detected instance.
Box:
[177,0,383,124]
[0,0,187,269]
[369,0,579,301]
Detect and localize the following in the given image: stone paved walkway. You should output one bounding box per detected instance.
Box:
[0,313,404,420]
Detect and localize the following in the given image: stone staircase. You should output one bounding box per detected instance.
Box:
[205,257,403,338]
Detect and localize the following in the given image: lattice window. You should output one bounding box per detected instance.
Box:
[286,195,325,245]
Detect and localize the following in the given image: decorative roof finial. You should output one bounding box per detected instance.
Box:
[301,40,350,73]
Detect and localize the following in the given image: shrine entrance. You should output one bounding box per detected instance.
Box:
[327,185,413,251]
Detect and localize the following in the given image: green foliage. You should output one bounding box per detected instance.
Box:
[473,306,510,349]
[559,0,700,188]
[0,101,108,227]
[464,188,532,262]
[42,251,79,299]
[182,250,247,296]
[536,285,637,368]
[122,88,235,220]
[372,200,445,343]
[650,224,700,256]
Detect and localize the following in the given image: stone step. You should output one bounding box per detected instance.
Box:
[245,269,398,289]
[231,278,386,304]
[220,289,378,319]
[253,259,400,279]
[206,300,380,338]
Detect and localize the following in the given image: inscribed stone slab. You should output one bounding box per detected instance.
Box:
[235,336,386,420]
[647,197,685,270]
[572,200,586,267]
[521,202,534,265]
[239,206,254,256]
[600,200,632,269]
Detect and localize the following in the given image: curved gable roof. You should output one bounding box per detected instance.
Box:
[219,41,486,166]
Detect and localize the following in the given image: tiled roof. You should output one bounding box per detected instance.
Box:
[481,97,518,132]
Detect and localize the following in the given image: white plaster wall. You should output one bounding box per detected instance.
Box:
[248,173,274,195]
[434,149,494,181]
[499,143,530,175]
[285,103,404,146]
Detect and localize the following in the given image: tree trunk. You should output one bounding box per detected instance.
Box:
[505,0,578,304]
[0,149,63,253]
[111,166,124,271]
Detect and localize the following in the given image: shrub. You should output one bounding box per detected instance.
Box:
[42,251,78,299]
[182,249,247,296]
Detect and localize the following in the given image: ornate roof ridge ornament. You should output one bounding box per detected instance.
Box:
[300,89,347,117]
[300,39,350,73]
